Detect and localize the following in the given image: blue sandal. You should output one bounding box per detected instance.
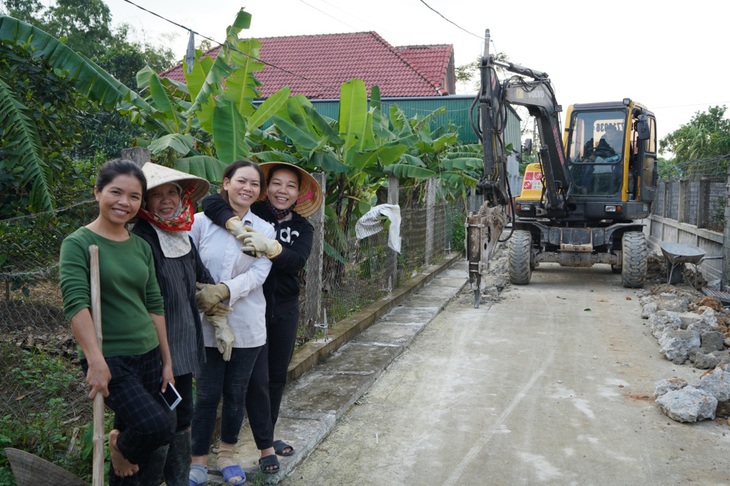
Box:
[219,464,246,485]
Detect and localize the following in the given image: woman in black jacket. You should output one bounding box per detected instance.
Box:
[201,162,322,474]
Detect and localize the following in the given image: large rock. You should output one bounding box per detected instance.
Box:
[658,329,701,364]
[656,387,717,422]
[697,368,730,401]
[689,350,721,369]
[685,307,720,333]
[700,331,725,352]
[654,377,688,397]
[641,302,658,319]
[648,311,683,338]
[659,295,691,313]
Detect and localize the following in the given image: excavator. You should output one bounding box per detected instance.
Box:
[466,31,658,307]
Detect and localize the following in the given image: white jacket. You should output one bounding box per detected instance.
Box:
[190,211,274,348]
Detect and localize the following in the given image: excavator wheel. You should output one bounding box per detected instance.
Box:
[508,230,532,285]
[621,231,647,288]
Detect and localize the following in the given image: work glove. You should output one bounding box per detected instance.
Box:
[195,282,230,314]
[240,226,283,259]
[226,217,263,257]
[225,217,246,238]
[205,305,234,361]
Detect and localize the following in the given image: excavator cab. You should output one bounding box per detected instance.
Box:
[563,100,657,221]
[515,100,657,223]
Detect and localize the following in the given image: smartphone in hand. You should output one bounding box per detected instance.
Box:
[160,383,182,410]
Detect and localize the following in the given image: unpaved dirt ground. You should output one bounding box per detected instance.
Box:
[282,249,730,486]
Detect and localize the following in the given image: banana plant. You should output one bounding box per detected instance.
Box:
[0,9,291,208]
[129,9,289,182]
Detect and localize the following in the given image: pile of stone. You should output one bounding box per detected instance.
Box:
[640,285,730,422]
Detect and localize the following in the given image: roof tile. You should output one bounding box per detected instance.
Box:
[161,32,454,98]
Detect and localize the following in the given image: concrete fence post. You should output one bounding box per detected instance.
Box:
[723,165,730,289]
[387,176,399,288]
[697,179,710,229]
[304,172,326,336]
[121,147,151,167]
[425,178,436,266]
[678,179,688,223]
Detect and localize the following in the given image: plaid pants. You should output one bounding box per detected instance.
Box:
[90,347,174,485]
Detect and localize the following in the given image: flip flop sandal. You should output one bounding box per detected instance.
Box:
[189,463,208,486]
[258,454,280,474]
[218,464,246,485]
[273,440,294,457]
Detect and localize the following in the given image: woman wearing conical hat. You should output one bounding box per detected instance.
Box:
[201,161,323,474]
[131,162,220,486]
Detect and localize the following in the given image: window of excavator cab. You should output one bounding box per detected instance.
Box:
[567,111,625,165]
[629,116,656,155]
[567,111,626,197]
[644,116,657,153]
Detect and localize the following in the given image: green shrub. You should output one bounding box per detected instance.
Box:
[0,343,95,483]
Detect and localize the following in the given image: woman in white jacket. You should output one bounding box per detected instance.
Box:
[188,160,275,486]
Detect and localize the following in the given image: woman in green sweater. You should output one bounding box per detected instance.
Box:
[60,159,175,485]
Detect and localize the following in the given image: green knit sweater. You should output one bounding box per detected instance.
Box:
[60,227,165,358]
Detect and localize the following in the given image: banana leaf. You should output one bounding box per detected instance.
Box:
[271,115,319,152]
[213,101,250,162]
[249,86,290,131]
[383,164,436,180]
[148,73,182,133]
[0,16,152,114]
[338,79,368,155]
[174,156,227,184]
[148,133,195,157]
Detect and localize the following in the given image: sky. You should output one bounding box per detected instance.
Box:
[104,0,730,147]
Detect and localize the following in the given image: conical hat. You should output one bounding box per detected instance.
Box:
[141,163,210,203]
[259,162,323,218]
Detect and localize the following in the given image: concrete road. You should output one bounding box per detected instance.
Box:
[282,263,730,486]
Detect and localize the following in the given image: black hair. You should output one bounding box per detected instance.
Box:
[267,164,302,188]
[95,159,147,195]
[220,160,265,204]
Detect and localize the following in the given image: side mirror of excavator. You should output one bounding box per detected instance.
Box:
[636,115,651,141]
[523,138,533,155]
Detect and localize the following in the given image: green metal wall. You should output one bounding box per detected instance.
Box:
[259,95,522,147]
[310,95,483,145]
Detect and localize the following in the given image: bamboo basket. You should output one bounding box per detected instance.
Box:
[5,448,86,486]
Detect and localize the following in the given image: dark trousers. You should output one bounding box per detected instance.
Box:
[174,373,194,432]
[91,348,174,486]
[190,346,261,456]
[246,299,299,450]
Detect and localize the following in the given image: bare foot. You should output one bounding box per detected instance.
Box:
[108,429,139,477]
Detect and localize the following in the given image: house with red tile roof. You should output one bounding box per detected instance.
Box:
[160,31,455,99]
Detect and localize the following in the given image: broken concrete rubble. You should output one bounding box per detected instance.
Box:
[655,386,718,422]
[642,284,730,422]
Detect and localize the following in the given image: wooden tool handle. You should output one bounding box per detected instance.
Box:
[89,245,104,486]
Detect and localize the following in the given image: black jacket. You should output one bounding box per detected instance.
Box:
[201,195,314,312]
[131,218,213,374]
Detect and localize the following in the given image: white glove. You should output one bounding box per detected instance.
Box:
[195,282,229,314]
[224,217,247,238]
[225,217,257,254]
[240,226,282,259]
[206,304,234,361]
